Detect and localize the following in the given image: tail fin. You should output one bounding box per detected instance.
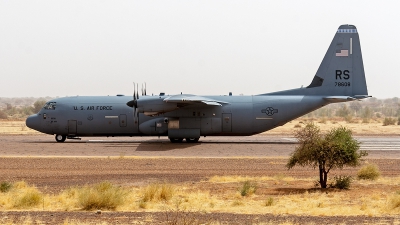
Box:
[265,24,368,98]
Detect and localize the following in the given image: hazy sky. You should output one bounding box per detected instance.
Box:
[0,1,399,98]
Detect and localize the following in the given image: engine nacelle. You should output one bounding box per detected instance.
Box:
[138,117,168,135]
[137,97,177,116]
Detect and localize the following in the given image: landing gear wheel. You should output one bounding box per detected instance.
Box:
[169,138,183,143]
[186,138,199,143]
[55,134,66,143]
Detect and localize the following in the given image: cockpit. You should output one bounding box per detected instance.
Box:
[43,102,57,110]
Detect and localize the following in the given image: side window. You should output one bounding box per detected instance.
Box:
[43,102,57,110]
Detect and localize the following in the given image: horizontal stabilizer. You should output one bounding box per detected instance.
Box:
[323,96,356,103]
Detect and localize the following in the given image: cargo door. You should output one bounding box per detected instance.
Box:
[222,113,232,132]
[68,120,77,135]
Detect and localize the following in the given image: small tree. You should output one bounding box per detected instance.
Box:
[33,99,47,113]
[336,105,351,118]
[287,123,367,188]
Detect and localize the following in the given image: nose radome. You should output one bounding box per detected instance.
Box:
[26,114,39,130]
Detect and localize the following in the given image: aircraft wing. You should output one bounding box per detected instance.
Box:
[164,94,228,106]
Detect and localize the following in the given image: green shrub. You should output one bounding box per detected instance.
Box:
[78,181,125,210]
[357,164,381,180]
[0,181,12,193]
[331,176,352,189]
[383,117,396,126]
[240,180,257,197]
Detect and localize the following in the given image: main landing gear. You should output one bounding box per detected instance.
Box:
[169,138,199,143]
[55,134,66,142]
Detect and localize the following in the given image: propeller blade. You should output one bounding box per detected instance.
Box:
[137,83,139,100]
[133,82,136,100]
[133,107,137,123]
[145,82,147,96]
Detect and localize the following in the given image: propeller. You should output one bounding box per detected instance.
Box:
[126,82,147,123]
[126,82,140,123]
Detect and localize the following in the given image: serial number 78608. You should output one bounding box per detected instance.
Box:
[335,82,351,87]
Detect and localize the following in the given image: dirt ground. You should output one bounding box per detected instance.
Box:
[0,135,399,224]
[2,155,400,224]
[1,119,400,224]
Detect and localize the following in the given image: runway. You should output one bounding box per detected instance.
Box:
[1,135,400,158]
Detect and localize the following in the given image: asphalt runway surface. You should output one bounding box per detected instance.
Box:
[1,135,400,158]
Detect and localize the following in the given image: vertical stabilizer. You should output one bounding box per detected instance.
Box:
[263,24,368,97]
[309,24,368,96]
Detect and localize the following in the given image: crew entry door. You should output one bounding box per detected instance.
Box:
[222,113,232,132]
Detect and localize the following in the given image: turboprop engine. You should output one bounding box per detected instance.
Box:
[136,97,178,116]
[126,83,178,117]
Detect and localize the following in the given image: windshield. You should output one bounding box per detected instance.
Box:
[43,102,56,110]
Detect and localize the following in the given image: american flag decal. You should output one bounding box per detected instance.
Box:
[336,50,349,57]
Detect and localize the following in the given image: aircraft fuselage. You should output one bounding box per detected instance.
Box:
[26,95,327,138]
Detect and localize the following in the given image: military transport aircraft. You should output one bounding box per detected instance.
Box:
[26,24,369,143]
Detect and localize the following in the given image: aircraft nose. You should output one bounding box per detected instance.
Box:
[26,114,40,130]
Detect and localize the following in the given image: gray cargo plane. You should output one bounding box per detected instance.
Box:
[26,24,369,143]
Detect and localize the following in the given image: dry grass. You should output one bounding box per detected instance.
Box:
[0,216,326,225]
[0,181,43,209]
[3,177,400,217]
[0,120,39,135]
[208,175,301,183]
[265,118,400,136]
[76,181,126,210]
[357,164,381,180]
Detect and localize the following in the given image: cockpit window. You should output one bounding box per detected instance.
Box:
[43,102,56,110]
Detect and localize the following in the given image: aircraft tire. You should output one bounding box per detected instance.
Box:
[186,138,199,143]
[169,138,183,143]
[55,134,66,143]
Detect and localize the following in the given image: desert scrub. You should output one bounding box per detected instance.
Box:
[331,175,352,190]
[142,183,175,203]
[264,197,274,206]
[0,181,12,193]
[240,180,257,197]
[9,181,43,208]
[357,164,381,180]
[383,117,396,126]
[78,181,125,210]
[294,123,302,128]
[388,193,400,210]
